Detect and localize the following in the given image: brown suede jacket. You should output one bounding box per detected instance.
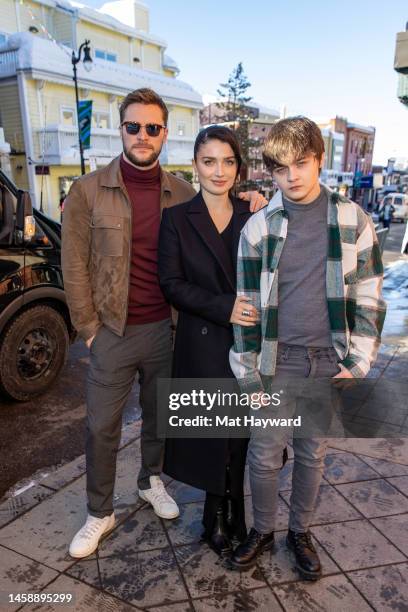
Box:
[61,155,195,341]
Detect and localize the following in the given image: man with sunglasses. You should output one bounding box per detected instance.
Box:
[62,88,266,558]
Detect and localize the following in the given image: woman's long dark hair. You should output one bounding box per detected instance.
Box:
[194,125,242,180]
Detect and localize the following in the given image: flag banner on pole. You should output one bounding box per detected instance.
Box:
[78,100,92,150]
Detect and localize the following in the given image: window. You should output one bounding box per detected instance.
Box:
[177,122,186,137]
[61,107,76,126]
[92,111,110,129]
[32,217,49,246]
[95,49,117,62]
[59,176,80,198]
[0,183,18,245]
[394,196,403,206]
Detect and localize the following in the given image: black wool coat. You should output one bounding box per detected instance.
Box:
[158,191,251,495]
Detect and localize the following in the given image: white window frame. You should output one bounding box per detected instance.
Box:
[177,121,186,137]
[95,49,117,63]
[92,111,111,130]
[60,106,76,126]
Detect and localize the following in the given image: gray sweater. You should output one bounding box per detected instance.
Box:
[278,188,332,347]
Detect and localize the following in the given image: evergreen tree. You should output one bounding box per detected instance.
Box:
[216,62,252,122]
[215,63,260,184]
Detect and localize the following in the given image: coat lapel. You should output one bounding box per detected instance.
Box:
[187,192,248,292]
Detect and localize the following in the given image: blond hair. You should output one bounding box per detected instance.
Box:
[262,116,324,172]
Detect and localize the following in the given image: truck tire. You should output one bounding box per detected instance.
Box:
[0,304,69,401]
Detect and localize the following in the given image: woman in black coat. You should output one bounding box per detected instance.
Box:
[158,126,260,556]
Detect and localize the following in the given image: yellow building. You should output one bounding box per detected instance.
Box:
[0,0,202,218]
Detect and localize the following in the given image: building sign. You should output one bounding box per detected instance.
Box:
[354,174,373,189]
[35,165,50,175]
[78,100,93,150]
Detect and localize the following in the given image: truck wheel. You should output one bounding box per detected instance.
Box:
[0,305,69,401]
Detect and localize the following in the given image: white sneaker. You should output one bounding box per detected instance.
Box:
[138,476,179,519]
[69,513,115,558]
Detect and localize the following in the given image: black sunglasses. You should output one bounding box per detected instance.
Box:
[121,122,166,137]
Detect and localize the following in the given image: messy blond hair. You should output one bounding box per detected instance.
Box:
[262,116,324,172]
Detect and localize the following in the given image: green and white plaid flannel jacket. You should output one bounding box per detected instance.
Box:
[229,185,387,393]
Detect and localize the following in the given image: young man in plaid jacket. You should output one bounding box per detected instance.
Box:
[229,116,386,578]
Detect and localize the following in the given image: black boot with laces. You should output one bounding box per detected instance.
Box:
[229,527,275,570]
[286,529,322,580]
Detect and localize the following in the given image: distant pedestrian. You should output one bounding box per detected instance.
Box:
[378,199,395,229]
[338,184,348,198]
[59,191,66,222]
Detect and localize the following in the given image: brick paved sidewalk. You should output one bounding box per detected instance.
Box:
[0,429,407,611]
[0,261,407,611]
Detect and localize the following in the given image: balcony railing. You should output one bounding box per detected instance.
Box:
[34,126,195,167]
[0,50,18,77]
[34,125,122,165]
[160,136,195,166]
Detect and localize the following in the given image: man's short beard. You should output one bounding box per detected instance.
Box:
[123,143,161,168]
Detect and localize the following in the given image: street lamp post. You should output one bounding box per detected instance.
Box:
[71,40,92,175]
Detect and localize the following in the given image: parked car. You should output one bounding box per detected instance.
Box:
[379,193,408,223]
[0,169,74,401]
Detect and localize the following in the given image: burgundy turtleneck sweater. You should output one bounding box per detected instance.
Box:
[120,155,170,325]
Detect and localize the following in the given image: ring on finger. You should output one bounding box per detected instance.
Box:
[242,309,251,317]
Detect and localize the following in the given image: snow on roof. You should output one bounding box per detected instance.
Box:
[346,122,375,133]
[255,103,280,118]
[1,33,202,107]
[163,53,180,72]
[31,0,167,46]
[202,94,279,118]
[98,0,136,28]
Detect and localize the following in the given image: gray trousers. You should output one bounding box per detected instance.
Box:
[248,344,340,533]
[86,318,173,517]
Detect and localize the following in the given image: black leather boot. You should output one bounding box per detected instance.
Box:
[229,527,275,570]
[223,496,247,543]
[203,507,232,557]
[286,529,322,580]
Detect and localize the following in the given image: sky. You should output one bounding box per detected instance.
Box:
[82,0,408,166]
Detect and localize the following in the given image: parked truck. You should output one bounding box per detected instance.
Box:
[0,169,74,401]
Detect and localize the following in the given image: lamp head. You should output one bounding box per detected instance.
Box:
[83,41,92,72]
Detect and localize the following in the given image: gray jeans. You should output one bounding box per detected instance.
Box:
[86,318,173,517]
[248,344,340,533]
